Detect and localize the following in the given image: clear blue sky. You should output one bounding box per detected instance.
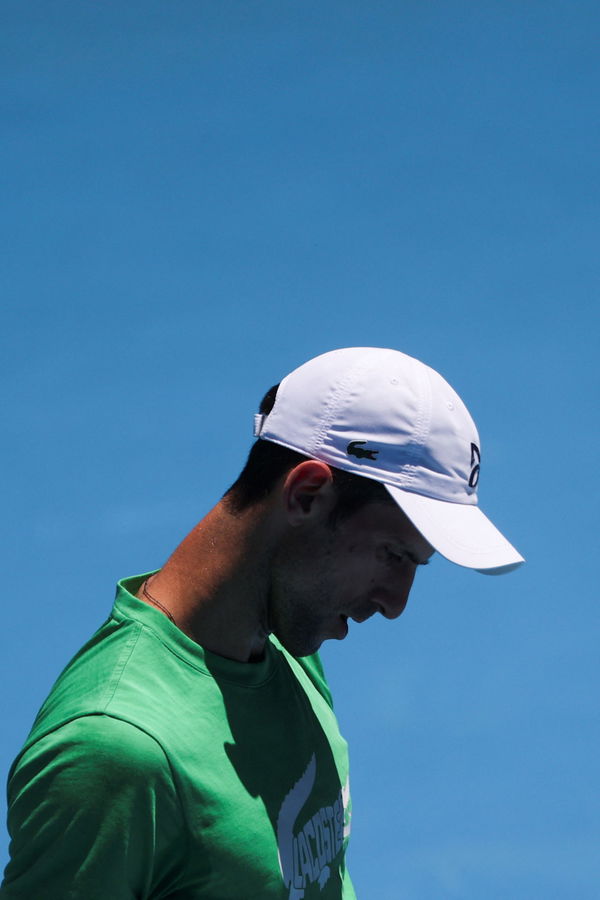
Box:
[2,2,599,897]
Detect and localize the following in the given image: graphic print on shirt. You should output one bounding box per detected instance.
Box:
[276,754,351,898]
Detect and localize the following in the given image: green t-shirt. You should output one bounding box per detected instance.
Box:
[1,575,356,899]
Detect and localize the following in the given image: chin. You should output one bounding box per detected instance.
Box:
[275,630,323,659]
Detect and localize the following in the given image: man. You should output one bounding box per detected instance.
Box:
[1,347,523,899]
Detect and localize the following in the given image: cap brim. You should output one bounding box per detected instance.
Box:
[385,485,525,575]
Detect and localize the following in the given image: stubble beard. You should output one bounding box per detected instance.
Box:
[267,528,336,658]
[267,579,329,657]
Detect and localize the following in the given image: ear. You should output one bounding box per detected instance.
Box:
[282,460,335,525]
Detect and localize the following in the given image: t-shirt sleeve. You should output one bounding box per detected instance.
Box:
[1,715,186,900]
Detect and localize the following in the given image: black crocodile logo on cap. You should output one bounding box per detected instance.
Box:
[347,440,379,461]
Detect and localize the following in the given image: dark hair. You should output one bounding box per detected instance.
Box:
[223,384,393,522]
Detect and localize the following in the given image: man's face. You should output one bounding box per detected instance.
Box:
[269,500,435,657]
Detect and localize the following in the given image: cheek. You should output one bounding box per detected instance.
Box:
[338,547,387,590]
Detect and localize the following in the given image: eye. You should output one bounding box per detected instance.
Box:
[384,545,405,564]
[383,545,428,567]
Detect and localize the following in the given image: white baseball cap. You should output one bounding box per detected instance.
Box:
[253,347,524,574]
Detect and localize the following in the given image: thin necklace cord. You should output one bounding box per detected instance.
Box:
[142,579,177,626]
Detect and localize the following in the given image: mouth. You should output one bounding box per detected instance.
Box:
[335,608,377,640]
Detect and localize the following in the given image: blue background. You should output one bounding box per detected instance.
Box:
[2,2,598,897]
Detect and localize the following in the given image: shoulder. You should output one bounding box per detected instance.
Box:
[4,717,185,897]
[11,715,175,801]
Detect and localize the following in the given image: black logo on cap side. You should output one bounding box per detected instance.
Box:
[469,443,480,488]
[347,440,379,461]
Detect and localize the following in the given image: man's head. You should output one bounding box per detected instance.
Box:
[221,347,524,655]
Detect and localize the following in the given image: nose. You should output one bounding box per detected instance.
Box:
[377,565,417,620]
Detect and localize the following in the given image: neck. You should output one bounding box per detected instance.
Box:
[139,500,276,662]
